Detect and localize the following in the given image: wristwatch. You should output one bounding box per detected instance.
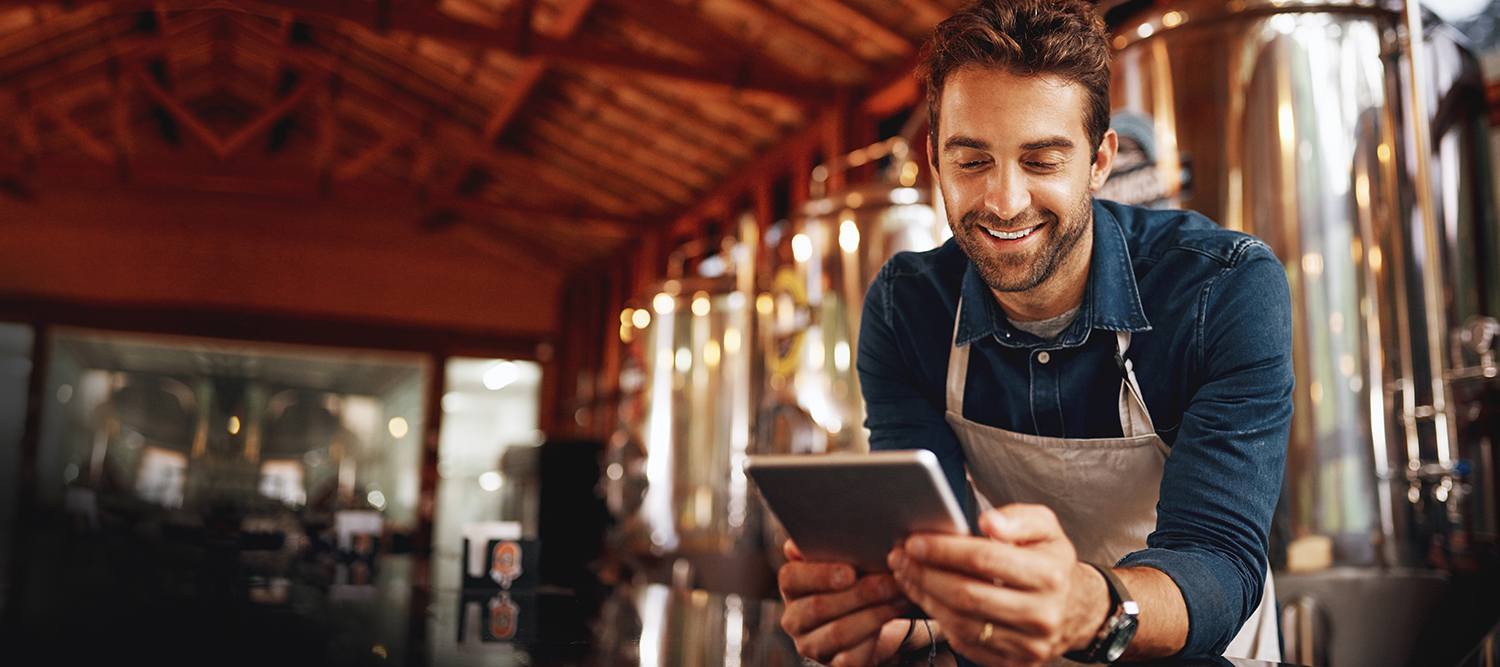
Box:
[1063,562,1139,664]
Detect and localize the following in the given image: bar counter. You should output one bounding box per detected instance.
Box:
[425,580,1302,667]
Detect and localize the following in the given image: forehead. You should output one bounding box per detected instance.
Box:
[937,67,1090,146]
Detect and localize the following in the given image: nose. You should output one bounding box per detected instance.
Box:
[982,166,1031,221]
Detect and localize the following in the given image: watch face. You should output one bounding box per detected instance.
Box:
[1102,615,1139,663]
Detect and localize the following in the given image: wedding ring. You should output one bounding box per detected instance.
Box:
[979,622,994,643]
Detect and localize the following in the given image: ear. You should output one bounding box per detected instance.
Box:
[1088,129,1118,192]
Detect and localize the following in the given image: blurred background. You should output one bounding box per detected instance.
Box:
[0,0,1498,666]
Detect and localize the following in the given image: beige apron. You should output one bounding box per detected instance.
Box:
[942,299,1278,662]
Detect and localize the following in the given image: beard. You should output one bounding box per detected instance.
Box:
[950,197,1092,294]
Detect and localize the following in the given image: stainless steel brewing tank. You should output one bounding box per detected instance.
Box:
[757,181,943,456]
[1107,1,1500,664]
[618,274,756,557]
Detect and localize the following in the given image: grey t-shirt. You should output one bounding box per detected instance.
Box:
[1008,305,1081,341]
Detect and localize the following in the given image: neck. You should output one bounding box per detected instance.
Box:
[992,229,1093,322]
[992,278,1086,322]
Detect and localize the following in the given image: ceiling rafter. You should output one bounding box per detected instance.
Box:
[888,0,951,28]
[331,120,418,182]
[619,71,789,141]
[774,0,915,55]
[530,104,719,191]
[131,60,325,159]
[516,136,676,212]
[425,0,593,220]
[230,0,835,100]
[522,111,699,203]
[607,0,826,94]
[524,96,724,181]
[545,74,747,173]
[33,97,115,163]
[473,144,639,217]
[0,0,952,276]
[700,0,874,83]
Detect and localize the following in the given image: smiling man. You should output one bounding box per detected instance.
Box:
[775,1,1294,666]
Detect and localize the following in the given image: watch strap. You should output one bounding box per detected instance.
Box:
[1062,562,1139,664]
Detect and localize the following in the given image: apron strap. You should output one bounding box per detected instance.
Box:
[1116,332,1155,438]
[946,300,969,415]
[946,298,1156,437]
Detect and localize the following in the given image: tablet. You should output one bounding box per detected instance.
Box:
[746,449,969,573]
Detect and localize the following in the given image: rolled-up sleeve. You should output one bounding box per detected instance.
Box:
[1117,240,1294,657]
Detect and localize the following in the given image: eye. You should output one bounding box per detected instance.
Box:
[1027,161,1061,171]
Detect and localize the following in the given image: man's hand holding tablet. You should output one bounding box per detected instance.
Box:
[747,450,968,666]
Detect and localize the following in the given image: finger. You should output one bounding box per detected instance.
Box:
[892,548,1067,640]
[901,595,1053,667]
[797,600,907,665]
[829,636,878,667]
[980,504,1066,545]
[782,573,905,636]
[779,560,856,599]
[892,551,1013,621]
[900,533,1064,592]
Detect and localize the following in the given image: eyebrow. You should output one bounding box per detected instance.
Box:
[942,135,1077,152]
[942,136,988,152]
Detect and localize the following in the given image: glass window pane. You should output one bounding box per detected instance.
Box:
[17,327,427,660]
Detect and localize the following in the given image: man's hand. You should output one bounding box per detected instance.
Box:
[886,504,1109,667]
[778,539,918,667]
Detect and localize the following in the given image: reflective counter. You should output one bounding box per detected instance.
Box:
[2,546,1303,667]
[425,581,1301,667]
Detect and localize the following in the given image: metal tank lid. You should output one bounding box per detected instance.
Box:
[1100,0,1403,50]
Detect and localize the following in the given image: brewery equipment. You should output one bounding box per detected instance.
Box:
[611,215,761,593]
[757,136,944,458]
[612,131,947,592]
[1105,1,1500,664]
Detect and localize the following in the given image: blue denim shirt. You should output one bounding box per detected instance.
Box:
[859,199,1293,658]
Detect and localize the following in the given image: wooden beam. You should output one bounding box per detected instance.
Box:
[771,0,915,56]
[217,71,325,155]
[0,0,831,97]
[332,122,419,182]
[34,99,116,164]
[668,116,822,236]
[131,62,324,160]
[479,58,544,142]
[610,0,828,93]
[476,145,639,217]
[713,0,874,82]
[237,0,833,100]
[432,0,590,207]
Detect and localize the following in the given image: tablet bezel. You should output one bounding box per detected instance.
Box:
[746,449,969,573]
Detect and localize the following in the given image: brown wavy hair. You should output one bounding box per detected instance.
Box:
[920,0,1112,164]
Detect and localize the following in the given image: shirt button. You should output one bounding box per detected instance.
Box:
[1037,351,1050,364]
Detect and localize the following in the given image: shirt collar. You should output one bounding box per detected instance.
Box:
[955,199,1152,349]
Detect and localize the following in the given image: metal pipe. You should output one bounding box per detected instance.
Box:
[1401,1,1457,468]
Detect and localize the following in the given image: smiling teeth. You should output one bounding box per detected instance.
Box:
[985,226,1037,240]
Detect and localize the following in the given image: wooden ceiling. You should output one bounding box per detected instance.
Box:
[0,0,957,277]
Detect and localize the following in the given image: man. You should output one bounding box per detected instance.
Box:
[777,1,1293,666]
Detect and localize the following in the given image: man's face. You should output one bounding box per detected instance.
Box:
[935,67,1115,297]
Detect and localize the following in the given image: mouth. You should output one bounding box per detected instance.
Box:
[983,224,1041,241]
